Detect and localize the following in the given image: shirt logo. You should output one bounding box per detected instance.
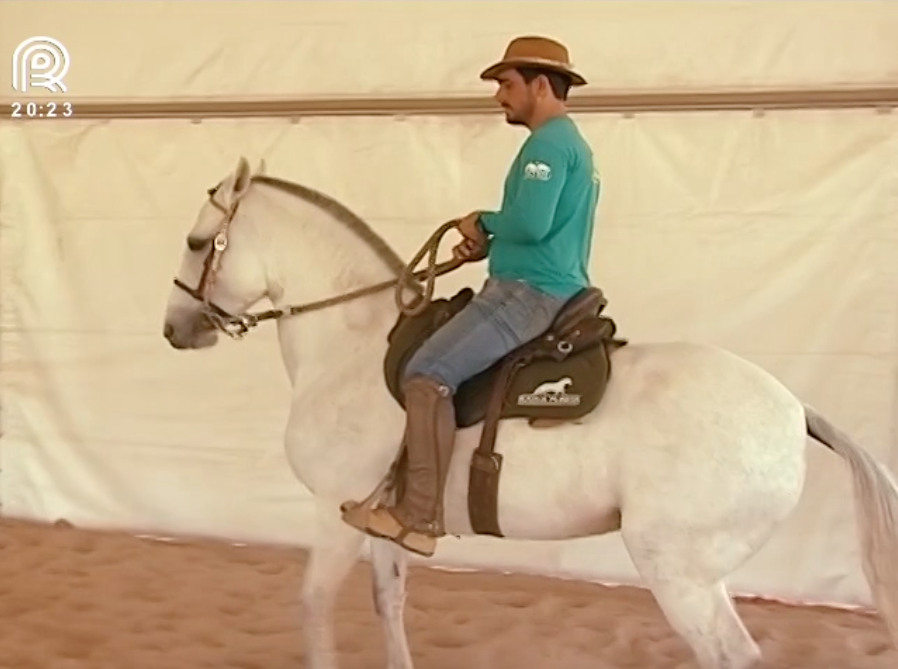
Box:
[523,161,552,181]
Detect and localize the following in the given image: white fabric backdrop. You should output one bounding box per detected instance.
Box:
[1,1,896,96]
[1,1,897,610]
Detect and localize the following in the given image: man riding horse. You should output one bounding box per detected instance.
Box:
[341,35,601,556]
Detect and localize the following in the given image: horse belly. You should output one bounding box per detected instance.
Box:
[443,422,621,541]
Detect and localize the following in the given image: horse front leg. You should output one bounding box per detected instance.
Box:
[370,538,415,669]
[301,518,366,669]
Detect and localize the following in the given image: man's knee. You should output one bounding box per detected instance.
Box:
[401,367,455,395]
[401,348,453,393]
[398,293,506,394]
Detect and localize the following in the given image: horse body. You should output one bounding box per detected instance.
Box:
[163,157,898,669]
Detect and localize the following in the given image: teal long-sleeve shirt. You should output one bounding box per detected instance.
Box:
[478,115,600,299]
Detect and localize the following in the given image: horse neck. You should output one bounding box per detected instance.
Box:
[253,185,403,392]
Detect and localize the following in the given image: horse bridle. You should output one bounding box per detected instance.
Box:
[172,182,465,340]
[172,184,260,338]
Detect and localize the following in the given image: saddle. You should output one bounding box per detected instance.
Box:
[382,284,628,537]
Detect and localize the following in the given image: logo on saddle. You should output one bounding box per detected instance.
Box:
[517,376,581,407]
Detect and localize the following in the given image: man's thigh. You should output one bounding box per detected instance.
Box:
[403,279,566,392]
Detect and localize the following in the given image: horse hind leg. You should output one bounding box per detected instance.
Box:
[621,525,763,669]
[642,575,759,669]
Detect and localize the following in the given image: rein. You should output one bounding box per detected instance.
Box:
[173,185,467,339]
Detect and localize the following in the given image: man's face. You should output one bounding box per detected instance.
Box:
[493,69,538,126]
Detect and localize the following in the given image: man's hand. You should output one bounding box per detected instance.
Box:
[452,236,489,262]
[452,211,489,262]
[457,211,487,243]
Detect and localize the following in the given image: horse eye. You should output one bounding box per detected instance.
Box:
[186,235,207,252]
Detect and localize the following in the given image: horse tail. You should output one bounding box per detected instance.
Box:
[805,403,898,646]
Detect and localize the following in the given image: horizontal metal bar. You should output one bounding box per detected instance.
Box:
[3,86,896,120]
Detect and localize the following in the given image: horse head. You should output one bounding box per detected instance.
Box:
[163,155,270,349]
[162,154,415,357]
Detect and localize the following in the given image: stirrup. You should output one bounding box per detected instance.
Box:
[362,508,440,557]
[341,481,388,517]
[339,450,404,515]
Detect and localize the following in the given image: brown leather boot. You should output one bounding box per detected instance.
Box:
[341,374,456,557]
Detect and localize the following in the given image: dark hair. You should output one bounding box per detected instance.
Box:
[517,66,572,101]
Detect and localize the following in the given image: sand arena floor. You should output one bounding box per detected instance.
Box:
[0,517,893,669]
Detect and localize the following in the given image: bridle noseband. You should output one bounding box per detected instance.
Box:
[172,181,466,340]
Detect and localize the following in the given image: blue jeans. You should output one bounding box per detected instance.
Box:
[402,278,569,395]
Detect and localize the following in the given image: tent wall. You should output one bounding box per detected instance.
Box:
[2,1,896,96]
[1,1,897,610]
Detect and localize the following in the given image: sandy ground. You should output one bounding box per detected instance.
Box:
[0,518,893,669]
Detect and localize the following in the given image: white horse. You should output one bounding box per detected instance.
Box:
[162,156,898,669]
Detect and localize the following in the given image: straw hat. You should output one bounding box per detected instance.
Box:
[479,36,586,87]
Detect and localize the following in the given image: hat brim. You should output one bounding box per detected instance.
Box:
[479,57,587,86]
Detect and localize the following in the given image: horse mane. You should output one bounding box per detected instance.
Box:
[250,174,409,278]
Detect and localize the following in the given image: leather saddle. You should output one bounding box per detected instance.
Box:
[384,285,625,428]
[381,283,627,539]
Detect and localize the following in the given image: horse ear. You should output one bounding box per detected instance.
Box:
[233,156,252,198]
